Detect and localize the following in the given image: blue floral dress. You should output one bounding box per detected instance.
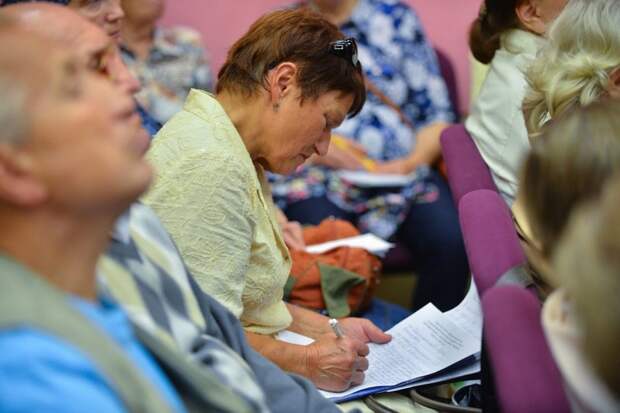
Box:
[270,0,455,239]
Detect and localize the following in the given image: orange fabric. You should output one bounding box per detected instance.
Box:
[288,219,381,314]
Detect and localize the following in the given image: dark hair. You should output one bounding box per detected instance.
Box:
[469,0,521,64]
[216,8,365,117]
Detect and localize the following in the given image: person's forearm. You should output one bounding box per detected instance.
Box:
[244,330,311,377]
[285,303,332,339]
[408,121,449,167]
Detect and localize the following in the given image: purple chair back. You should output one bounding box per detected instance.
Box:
[482,286,571,413]
[440,124,497,205]
[435,48,461,118]
[459,189,526,294]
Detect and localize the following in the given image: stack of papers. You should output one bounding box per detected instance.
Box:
[305,233,395,257]
[337,170,419,188]
[277,282,482,402]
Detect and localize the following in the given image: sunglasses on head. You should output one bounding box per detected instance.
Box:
[265,37,361,73]
[328,37,361,72]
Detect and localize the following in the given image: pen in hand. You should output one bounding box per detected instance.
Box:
[329,318,345,338]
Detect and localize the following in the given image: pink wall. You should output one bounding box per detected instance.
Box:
[161,0,480,113]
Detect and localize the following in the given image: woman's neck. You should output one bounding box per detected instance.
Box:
[0,208,121,301]
[121,18,156,61]
[215,91,267,162]
[310,0,359,26]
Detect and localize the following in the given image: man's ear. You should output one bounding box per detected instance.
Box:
[0,146,47,207]
[516,0,546,35]
[266,62,298,105]
[606,67,620,99]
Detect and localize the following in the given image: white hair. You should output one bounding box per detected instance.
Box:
[523,0,620,139]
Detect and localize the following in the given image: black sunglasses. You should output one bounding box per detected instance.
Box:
[328,38,361,71]
[265,37,361,72]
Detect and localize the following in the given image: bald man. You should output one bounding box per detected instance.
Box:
[0,4,345,413]
[0,27,188,412]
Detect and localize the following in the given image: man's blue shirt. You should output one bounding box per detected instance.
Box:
[0,297,186,413]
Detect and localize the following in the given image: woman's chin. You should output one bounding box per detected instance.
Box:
[269,159,305,175]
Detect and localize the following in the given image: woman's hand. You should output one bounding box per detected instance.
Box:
[371,158,417,175]
[338,317,392,344]
[281,220,305,251]
[370,122,450,175]
[305,335,370,392]
[275,208,305,250]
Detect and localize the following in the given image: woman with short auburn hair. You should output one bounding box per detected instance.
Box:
[143,9,392,393]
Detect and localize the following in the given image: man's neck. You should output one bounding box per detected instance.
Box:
[310,0,358,25]
[0,209,120,301]
[121,19,156,61]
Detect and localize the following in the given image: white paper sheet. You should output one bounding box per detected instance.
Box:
[444,280,483,341]
[337,170,419,187]
[274,330,315,346]
[319,281,483,401]
[305,233,394,256]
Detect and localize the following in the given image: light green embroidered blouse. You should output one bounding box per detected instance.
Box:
[142,89,293,335]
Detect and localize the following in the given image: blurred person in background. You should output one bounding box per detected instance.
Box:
[519,98,620,292]
[270,0,468,313]
[522,0,620,139]
[514,0,620,292]
[120,0,213,124]
[2,2,140,97]
[1,0,123,38]
[552,171,620,412]
[1,0,162,136]
[465,0,567,206]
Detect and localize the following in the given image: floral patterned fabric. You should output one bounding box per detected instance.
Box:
[121,26,213,125]
[270,0,455,239]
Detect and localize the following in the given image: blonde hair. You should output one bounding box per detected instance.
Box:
[520,99,620,258]
[553,173,620,399]
[523,0,620,139]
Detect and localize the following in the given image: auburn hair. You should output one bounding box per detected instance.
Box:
[469,0,522,64]
[216,8,365,117]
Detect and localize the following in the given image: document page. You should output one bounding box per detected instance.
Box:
[305,233,394,256]
[337,170,418,188]
[319,280,483,401]
[444,280,483,341]
[388,359,481,393]
[275,330,314,346]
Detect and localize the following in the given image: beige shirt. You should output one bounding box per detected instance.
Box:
[143,89,293,334]
[466,29,545,206]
